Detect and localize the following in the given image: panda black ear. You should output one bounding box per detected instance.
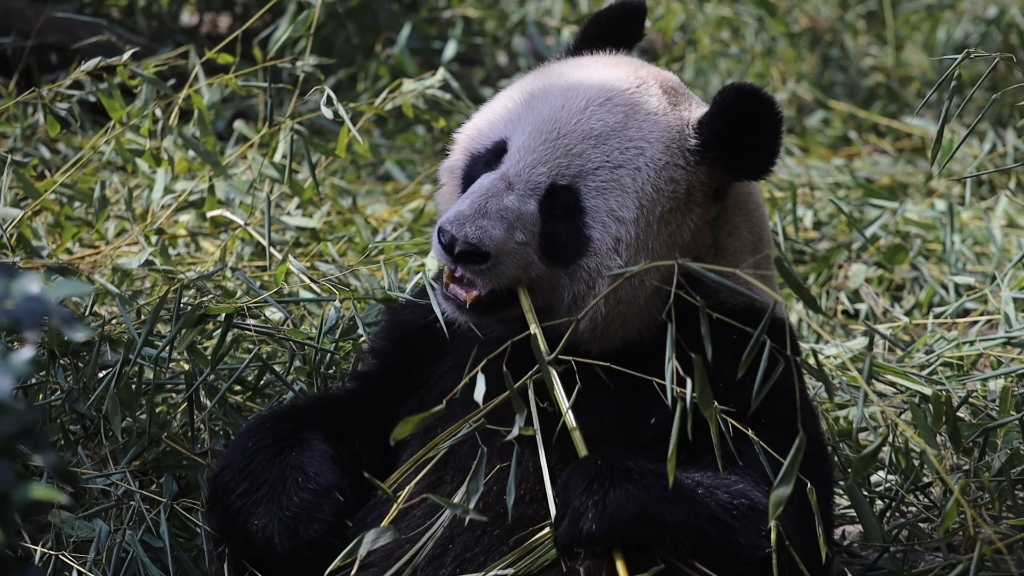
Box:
[694,82,785,183]
[562,0,647,58]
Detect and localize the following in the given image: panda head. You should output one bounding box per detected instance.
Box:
[430,0,783,353]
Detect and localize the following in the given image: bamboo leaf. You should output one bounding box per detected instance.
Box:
[849,432,888,484]
[845,482,884,544]
[667,399,684,488]
[665,320,675,406]
[697,298,712,363]
[938,91,1000,174]
[914,49,969,116]
[749,345,785,414]
[737,302,776,379]
[937,484,961,536]
[425,494,489,522]
[466,446,487,513]
[678,261,762,305]
[692,355,715,419]
[774,254,825,315]
[768,433,806,523]
[390,404,446,446]
[507,442,520,521]
[326,526,399,570]
[363,472,396,502]
[473,371,487,407]
[14,481,72,506]
[807,485,828,562]
[503,367,528,440]
[929,69,960,169]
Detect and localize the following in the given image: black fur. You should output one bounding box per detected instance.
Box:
[562,0,648,58]
[694,81,785,184]
[539,183,590,267]
[204,269,835,576]
[461,139,508,194]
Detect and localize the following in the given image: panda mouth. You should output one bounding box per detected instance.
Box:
[442,266,485,306]
[440,266,518,314]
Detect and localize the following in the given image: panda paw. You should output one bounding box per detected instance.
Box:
[205,406,363,575]
[552,456,649,554]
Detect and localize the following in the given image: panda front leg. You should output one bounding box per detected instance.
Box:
[204,381,404,575]
[551,455,824,576]
[204,296,452,576]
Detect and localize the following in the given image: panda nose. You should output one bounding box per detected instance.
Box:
[437,226,492,266]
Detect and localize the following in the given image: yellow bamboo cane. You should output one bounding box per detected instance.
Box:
[516,286,630,576]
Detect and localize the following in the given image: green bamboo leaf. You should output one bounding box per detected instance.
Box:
[273,260,288,287]
[667,399,684,488]
[326,526,398,570]
[425,494,488,522]
[390,404,446,446]
[914,49,969,117]
[504,367,528,439]
[317,85,364,144]
[774,253,825,315]
[678,261,762,305]
[129,66,175,96]
[845,482,884,544]
[848,432,888,484]
[45,113,61,137]
[506,442,520,521]
[937,485,960,536]
[768,433,806,523]
[942,394,964,453]
[466,446,487,512]
[963,412,1023,444]
[691,354,715,419]
[15,481,72,506]
[363,472,396,502]
[807,485,828,562]
[938,91,1000,174]
[178,131,226,175]
[665,320,675,406]
[737,302,776,379]
[929,69,960,169]
[440,37,459,65]
[749,344,785,414]
[909,402,940,453]
[953,160,1024,181]
[287,254,313,279]
[697,298,712,363]
[423,275,449,339]
[96,85,127,123]
[12,167,43,200]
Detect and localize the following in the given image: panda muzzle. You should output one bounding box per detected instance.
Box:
[442,267,484,305]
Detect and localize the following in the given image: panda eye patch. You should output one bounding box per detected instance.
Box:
[539,183,584,220]
[460,139,508,194]
[539,183,589,268]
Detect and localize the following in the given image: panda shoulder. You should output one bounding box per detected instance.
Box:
[674,271,796,353]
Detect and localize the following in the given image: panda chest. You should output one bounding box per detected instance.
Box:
[432,357,690,459]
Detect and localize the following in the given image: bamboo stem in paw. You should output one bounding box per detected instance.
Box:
[516,285,630,576]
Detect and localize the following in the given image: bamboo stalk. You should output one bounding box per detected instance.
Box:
[516,285,630,576]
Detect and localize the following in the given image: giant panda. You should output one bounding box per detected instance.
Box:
[203,1,836,575]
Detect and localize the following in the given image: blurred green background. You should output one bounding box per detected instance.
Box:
[1,0,1023,574]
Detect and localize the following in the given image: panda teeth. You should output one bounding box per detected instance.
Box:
[442,266,484,305]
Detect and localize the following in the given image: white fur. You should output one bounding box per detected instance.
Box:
[431,53,780,353]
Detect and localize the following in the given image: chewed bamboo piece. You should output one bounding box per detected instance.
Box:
[516,285,630,576]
